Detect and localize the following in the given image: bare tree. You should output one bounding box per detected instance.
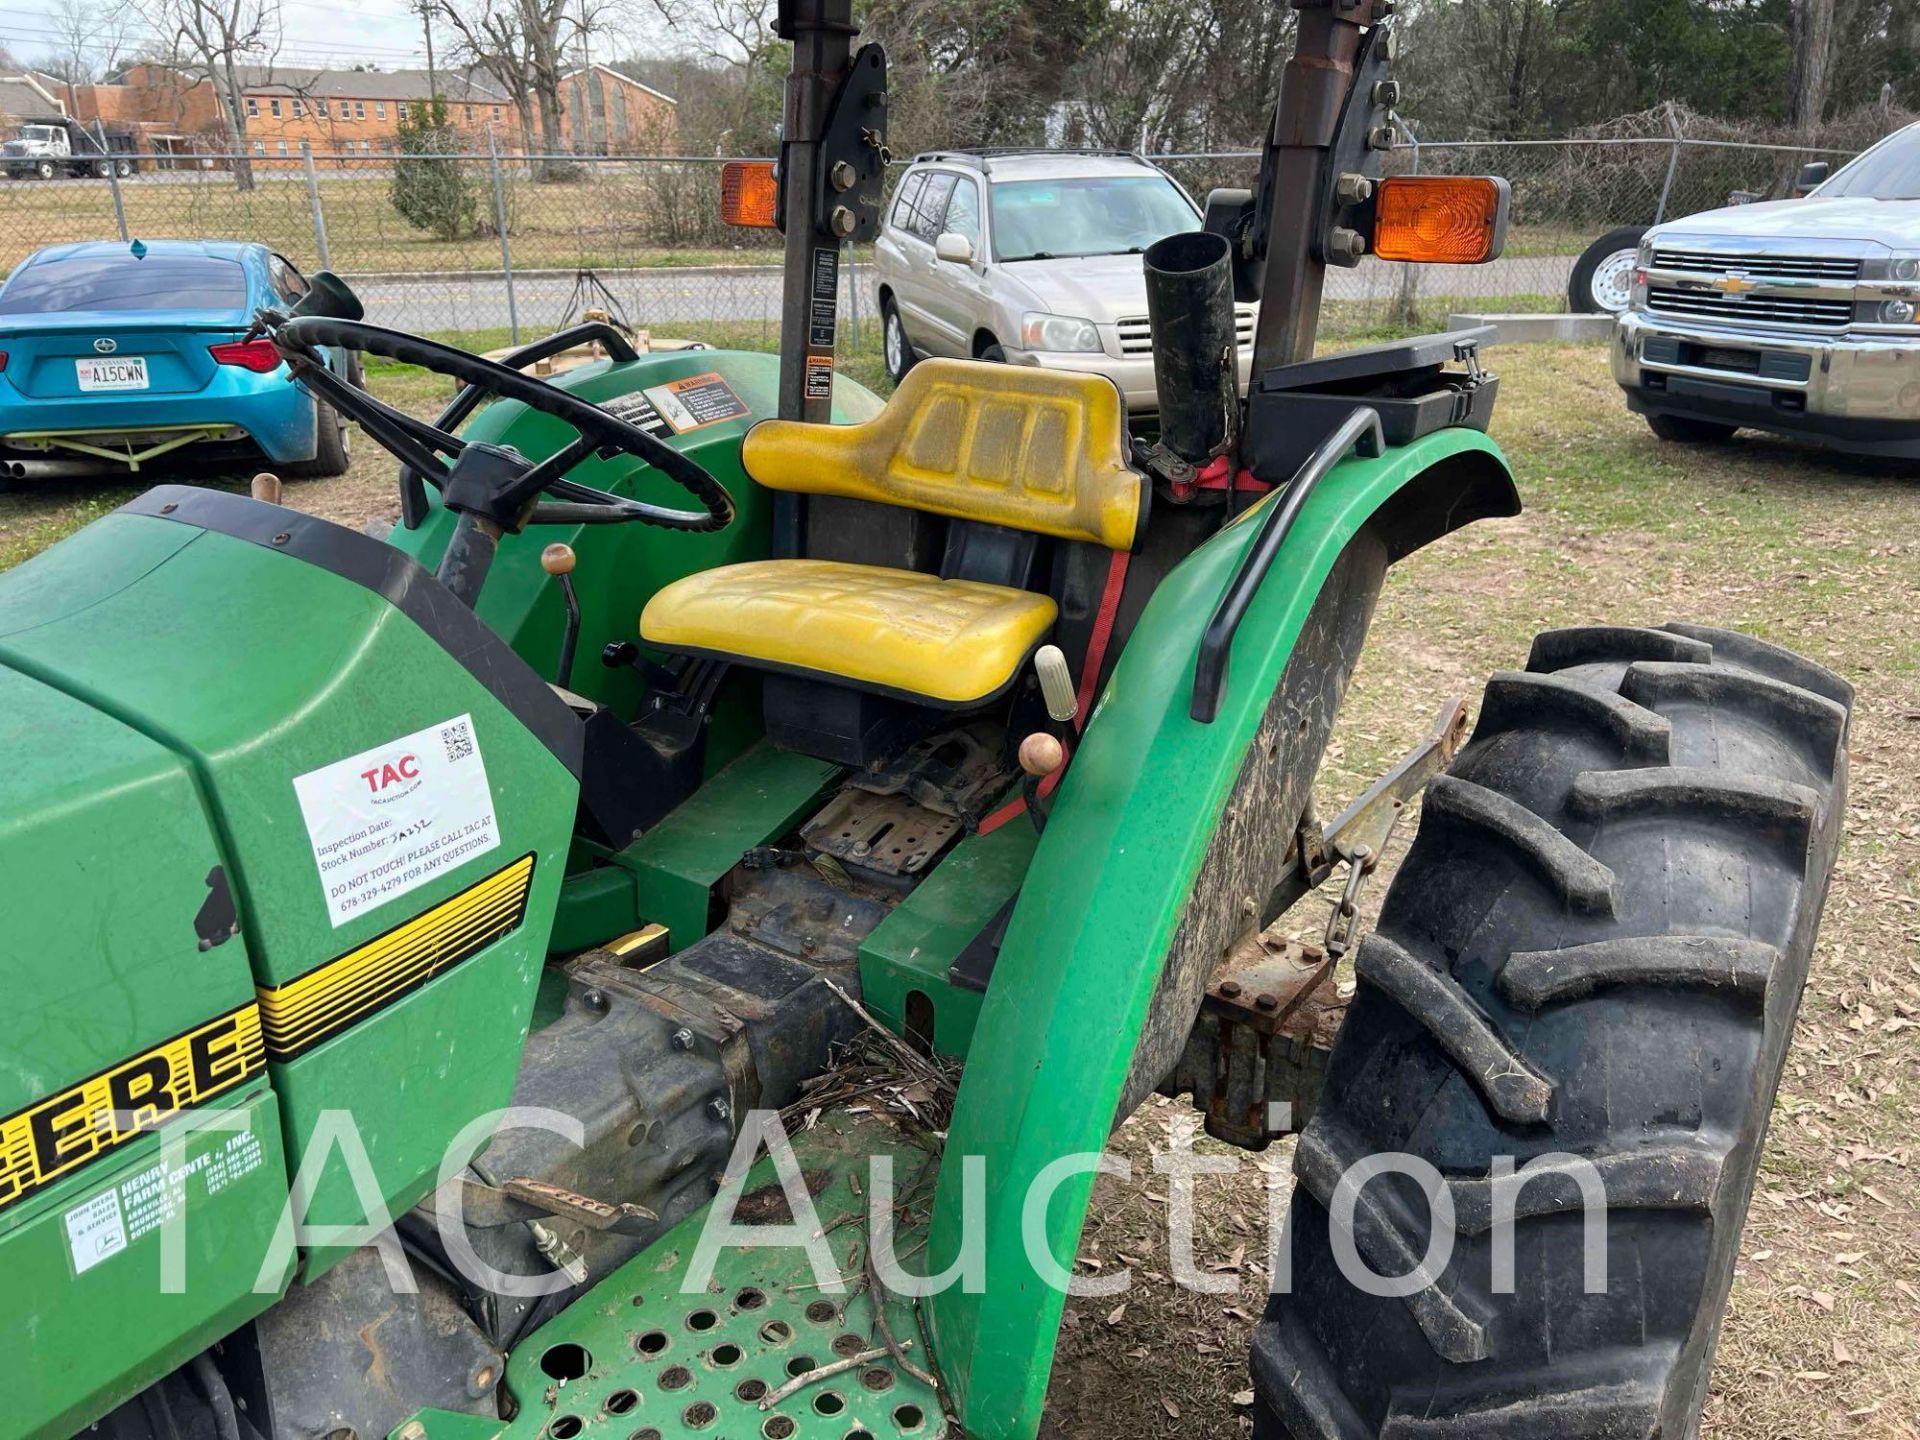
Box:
[438,0,543,156]
[42,0,142,115]
[133,0,282,188]
[644,0,774,66]
[438,0,609,171]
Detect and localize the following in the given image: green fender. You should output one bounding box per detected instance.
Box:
[921,427,1518,1436]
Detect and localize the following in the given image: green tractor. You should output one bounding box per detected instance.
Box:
[0,2,1850,1438]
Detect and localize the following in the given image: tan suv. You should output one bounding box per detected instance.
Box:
[872,149,1256,410]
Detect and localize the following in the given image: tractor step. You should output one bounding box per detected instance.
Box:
[398,1112,948,1440]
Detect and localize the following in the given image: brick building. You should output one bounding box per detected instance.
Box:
[69,62,675,162]
[0,73,65,126]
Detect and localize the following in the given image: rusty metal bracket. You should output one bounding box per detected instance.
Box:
[446,1176,660,1235]
[1263,694,1468,927]
[1159,933,1348,1148]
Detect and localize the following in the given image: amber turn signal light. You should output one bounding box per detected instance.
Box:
[720,160,779,229]
[1370,176,1510,264]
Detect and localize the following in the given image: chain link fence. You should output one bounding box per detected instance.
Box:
[0,135,1858,358]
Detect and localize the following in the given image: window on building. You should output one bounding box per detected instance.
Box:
[246,96,258,117]
[252,139,265,155]
[493,105,502,121]
[354,100,366,119]
[463,103,474,123]
[269,98,282,117]
[376,101,387,119]
[277,140,288,156]
[316,99,328,118]
[397,101,409,120]
[291,98,304,118]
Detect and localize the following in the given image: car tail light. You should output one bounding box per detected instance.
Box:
[209,339,283,372]
[0,351,8,372]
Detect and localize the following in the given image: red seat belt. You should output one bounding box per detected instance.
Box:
[978,548,1131,836]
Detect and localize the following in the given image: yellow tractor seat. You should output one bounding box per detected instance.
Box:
[640,560,1057,706]
[639,359,1141,710]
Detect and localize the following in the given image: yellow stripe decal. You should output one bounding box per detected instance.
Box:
[0,1004,265,1217]
[257,853,536,1059]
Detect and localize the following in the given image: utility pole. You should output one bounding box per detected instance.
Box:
[577,0,603,154]
[416,0,439,98]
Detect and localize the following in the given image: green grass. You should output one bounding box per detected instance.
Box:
[0,170,782,277]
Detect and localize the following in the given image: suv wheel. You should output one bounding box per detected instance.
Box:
[882,300,916,383]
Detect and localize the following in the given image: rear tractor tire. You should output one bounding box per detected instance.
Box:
[1251,622,1851,1440]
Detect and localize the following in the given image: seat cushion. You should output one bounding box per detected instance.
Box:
[741,359,1144,550]
[640,560,1059,707]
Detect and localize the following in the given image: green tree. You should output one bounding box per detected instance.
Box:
[390,95,482,242]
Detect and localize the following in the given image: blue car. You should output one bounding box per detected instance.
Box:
[0,239,358,481]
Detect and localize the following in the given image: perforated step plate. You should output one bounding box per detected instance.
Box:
[395,1112,948,1440]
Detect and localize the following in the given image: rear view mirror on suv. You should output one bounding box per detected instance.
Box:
[935,233,974,264]
[1795,161,1830,196]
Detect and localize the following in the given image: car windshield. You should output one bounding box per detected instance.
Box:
[1816,126,1920,201]
[0,254,250,314]
[991,175,1198,261]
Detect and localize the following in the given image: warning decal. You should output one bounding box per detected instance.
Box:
[808,246,839,350]
[804,353,834,402]
[641,372,752,433]
[597,390,675,439]
[293,713,500,928]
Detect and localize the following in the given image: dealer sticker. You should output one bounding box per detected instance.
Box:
[293,714,499,928]
[64,1190,127,1274]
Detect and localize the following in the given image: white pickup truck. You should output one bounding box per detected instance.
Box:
[1613,122,1920,460]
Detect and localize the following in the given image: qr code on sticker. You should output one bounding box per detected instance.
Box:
[442,719,475,763]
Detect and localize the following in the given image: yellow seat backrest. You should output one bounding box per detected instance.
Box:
[740,358,1144,551]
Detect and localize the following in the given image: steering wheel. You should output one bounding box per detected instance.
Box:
[263,314,735,535]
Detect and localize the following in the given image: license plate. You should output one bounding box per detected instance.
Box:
[75,356,149,392]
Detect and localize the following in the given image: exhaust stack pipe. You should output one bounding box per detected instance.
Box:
[1143,230,1241,468]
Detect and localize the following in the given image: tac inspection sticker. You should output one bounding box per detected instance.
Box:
[640,372,751,433]
[292,714,500,928]
[64,1190,127,1274]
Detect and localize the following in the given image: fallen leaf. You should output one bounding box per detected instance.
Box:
[1809,1291,1836,1312]
[1106,1303,1127,1327]
[1161,1397,1181,1420]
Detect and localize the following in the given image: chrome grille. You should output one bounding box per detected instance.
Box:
[1646,288,1852,330]
[1652,249,1860,282]
[1117,310,1259,357]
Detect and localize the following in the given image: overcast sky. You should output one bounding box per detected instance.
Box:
[0,0,686,75]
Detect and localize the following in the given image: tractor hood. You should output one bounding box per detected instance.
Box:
[0,489,582,1435]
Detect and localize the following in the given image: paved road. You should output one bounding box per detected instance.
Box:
[349,253,1580,336]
